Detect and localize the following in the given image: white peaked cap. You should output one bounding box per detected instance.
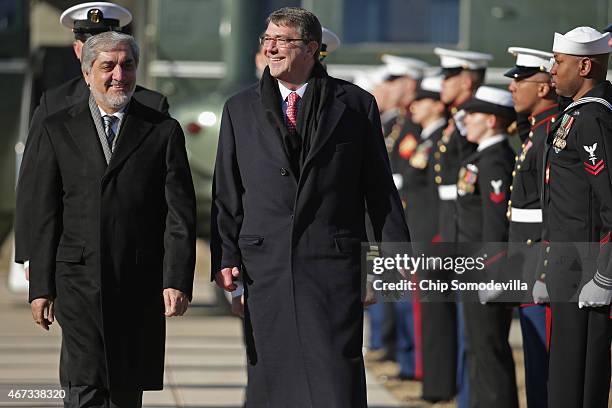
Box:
[60,2,132,29]
[552,26,612,56]
[321,27,340,53]
[474,86,513,107]
[508,47,554,71]
[353,66,391,92]
[381,54,429,79]
[434,47,493,70]
[420,75,443,93]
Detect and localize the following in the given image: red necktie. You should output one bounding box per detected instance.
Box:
[286,91,300,135]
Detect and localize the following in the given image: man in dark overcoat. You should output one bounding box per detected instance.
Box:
[15,2,168,270]
[28,31,196,408]
[210,7,410,408]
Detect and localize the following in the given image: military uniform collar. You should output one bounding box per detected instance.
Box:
[477,133,507,151]
[420,117,446,140]
[528,103,559,129]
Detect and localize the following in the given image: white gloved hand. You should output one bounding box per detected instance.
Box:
[532,280,550,304]
[478,288,503,305]
[453,109,468,137]
[578,279,612,308]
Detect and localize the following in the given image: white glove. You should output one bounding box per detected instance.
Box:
[532,280,550,304]
[578,279,612,308]
[453,109,467,137]
[478,288,503,305]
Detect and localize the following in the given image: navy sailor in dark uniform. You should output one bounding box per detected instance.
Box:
[505,46,559,408]
[456,86,519,408]
[542,26,612,408]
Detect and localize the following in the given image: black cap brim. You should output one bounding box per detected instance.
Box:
[73,18,120,34]
[604,23,612,32]
[414,90,440,101]
[460,99,516,120]
[503,65,548,79]
[441,67,463,79]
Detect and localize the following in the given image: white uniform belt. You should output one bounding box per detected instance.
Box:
[510,207,542,223]
[438,184,457,201]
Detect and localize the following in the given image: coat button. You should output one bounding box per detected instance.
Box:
[280,168,289,176]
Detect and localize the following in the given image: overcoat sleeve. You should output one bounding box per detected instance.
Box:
[28,124,61,303]
[15,94,49,263]
[210,102,245,279]
[575,111,612,288]
[163,122,197,299]
[361,97,411,244]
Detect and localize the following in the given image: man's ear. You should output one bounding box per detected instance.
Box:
[73,40,84,60]
[486,113,497,130]
[537,82,552,98]
[578,57,593,78]
[306,41,319,57]
[82,69,90,87]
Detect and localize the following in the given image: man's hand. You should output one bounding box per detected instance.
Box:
[215,266,240,291]
[532,280,550,304]
[31,297,54,331]
[362,281,377,307]
[578,279,612,308]
[163,288,189,317]
[24,261,30,281]
[232,294,245,318]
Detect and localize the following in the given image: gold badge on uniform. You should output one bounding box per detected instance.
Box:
[457,164,478,196]
[409,139,432,169]
[552,113,575,153]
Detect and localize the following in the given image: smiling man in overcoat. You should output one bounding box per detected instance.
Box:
[211,7,410,408]
[28,31,196,407]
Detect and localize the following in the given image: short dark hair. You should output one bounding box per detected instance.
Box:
[266,7,322,59]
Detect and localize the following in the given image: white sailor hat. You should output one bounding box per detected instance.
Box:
[552,26,612,56]
[60,2,132,35]
[381,54,429,80]
[461,86,515,120]
[415,75,443,100]
[434,47,493,78]
[504,47,553,79]
[320,27,340,60]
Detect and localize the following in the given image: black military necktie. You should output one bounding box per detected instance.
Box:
[103,115,118,152]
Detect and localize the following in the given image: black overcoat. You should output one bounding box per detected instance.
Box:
[28,98,195,391]
[15,76,168,263]
[211,77,410,407]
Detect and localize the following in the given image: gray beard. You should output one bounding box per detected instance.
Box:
[90,85,134,111]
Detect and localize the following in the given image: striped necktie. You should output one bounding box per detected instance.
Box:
[103,115,118,152]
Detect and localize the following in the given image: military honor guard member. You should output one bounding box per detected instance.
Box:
[505,46,559,408]
[425,48,492,408]
[15,2,168,272]
[406,76,460,402]
[28,31,195,408]
[456,86,519,408]
[542,26,612,408]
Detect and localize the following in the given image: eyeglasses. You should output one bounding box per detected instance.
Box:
[259,36,305,48]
